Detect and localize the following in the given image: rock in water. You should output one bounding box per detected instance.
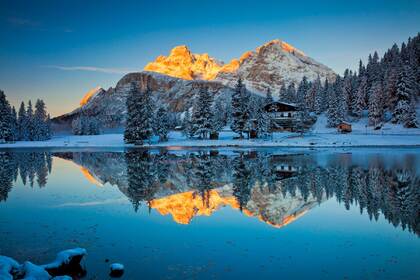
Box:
[110,263,124,277]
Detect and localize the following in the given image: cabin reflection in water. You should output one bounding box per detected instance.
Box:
[0,150,418,235]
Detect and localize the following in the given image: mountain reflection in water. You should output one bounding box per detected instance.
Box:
[0,150,418,235]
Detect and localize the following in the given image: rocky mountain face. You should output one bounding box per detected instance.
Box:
[53,39,335,129]
[144,39,336,94]
[215,40,336,93]
[52,71,234,129]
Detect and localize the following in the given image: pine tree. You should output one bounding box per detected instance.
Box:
[393,65,416,126]
[124,82,154,144]
[26,100,35,141]
[211,99,226,135]
[181,109,194,138]
[405,97,418,128]
[231,78,250,139]
[153,106,170,142]
[315,79,328,114]
[343,69,354,114]
[326,81,339,127]
[296,76,309,108]
[309,76,322,113]
[368,81,384,126]
[191,85,214,139]
[0,90,13,142]
[10,106,18,142]
[278,84,287,103]
[286,82,296,103]
[253,99,271,138]
[17,101,28,141]
[265,88,274,105]
[353,75,367,118]
[34,99,48,140]
[335,76,346,122]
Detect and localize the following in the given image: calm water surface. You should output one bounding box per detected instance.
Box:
[0,148,419,279]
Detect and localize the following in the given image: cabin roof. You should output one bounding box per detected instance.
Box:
[264,101,298,112]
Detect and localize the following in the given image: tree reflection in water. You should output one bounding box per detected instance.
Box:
[0,150,418,235]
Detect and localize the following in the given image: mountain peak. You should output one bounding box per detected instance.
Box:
[256,39,305,56]
[80,86,103,106]
[143,39,333,90]
[144,45,223,80]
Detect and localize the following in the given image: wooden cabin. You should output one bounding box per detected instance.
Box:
[337,122,352,133]
[264,102,299,132]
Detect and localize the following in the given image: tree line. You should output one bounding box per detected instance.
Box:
[282,33,419,128]
[0,90,52,142]
[124,78,275,144]
[120,150,419,235]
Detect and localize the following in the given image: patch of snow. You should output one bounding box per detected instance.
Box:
[42,248,87,271]
[110,263,124,277]
[22,261,51,280]
[0,255,20,280]
[110,263,124,271]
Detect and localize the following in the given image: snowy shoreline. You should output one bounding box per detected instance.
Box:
[1,131,420,149]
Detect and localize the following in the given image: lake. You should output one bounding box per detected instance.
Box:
[0,148,419,279]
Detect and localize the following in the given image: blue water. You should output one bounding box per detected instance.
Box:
[0,148,419,279]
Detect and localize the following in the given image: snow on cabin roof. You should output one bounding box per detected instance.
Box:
[264,101,298,112]
[338,121,352,125]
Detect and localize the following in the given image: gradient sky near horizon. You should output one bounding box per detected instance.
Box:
[1,0,419,116]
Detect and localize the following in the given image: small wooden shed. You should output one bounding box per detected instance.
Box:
[337,122,352,133]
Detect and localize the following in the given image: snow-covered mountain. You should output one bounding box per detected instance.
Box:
[144,39,336,94]
[53,39,336,128]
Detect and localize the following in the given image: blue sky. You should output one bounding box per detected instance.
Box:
[1,0,419,116]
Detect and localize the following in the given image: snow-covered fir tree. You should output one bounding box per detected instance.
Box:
[124,83,154,144]
[296,76,309,108]
[343,69,355,115]
[326,80,339,127]
[335,76,346,122]
[181,109,194,138]
[211,99,226,135]
[17,102,28,141]
[33,99,51,141]
[231,78,250,138]
[405,97,418,128]
[353,74,368,118]
[368,81,384,126]
[253,98,271,138]
[153,106,170,142]
[0,90,13,142]
[314,76,328,115]
[310,76,322,113]
[392,65,416,125]
[278,84,288,103]
[10,106,18,142]
[26,101,35,141]
[265,88,274,105]
[286,82,296,103]
[191,85,214,139]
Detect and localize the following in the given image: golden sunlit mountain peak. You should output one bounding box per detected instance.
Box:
[80,86,103,106]
[143,39,308,82]
[148,188,309,228]
[144,45,224,80]
[256,39,305,56]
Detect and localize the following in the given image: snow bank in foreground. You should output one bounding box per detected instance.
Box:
[0,255,20,280]
[0,248,86,279]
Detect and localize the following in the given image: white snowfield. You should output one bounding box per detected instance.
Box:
[1,128,419,149]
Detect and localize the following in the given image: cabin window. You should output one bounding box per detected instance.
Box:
[288,113,291,117]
